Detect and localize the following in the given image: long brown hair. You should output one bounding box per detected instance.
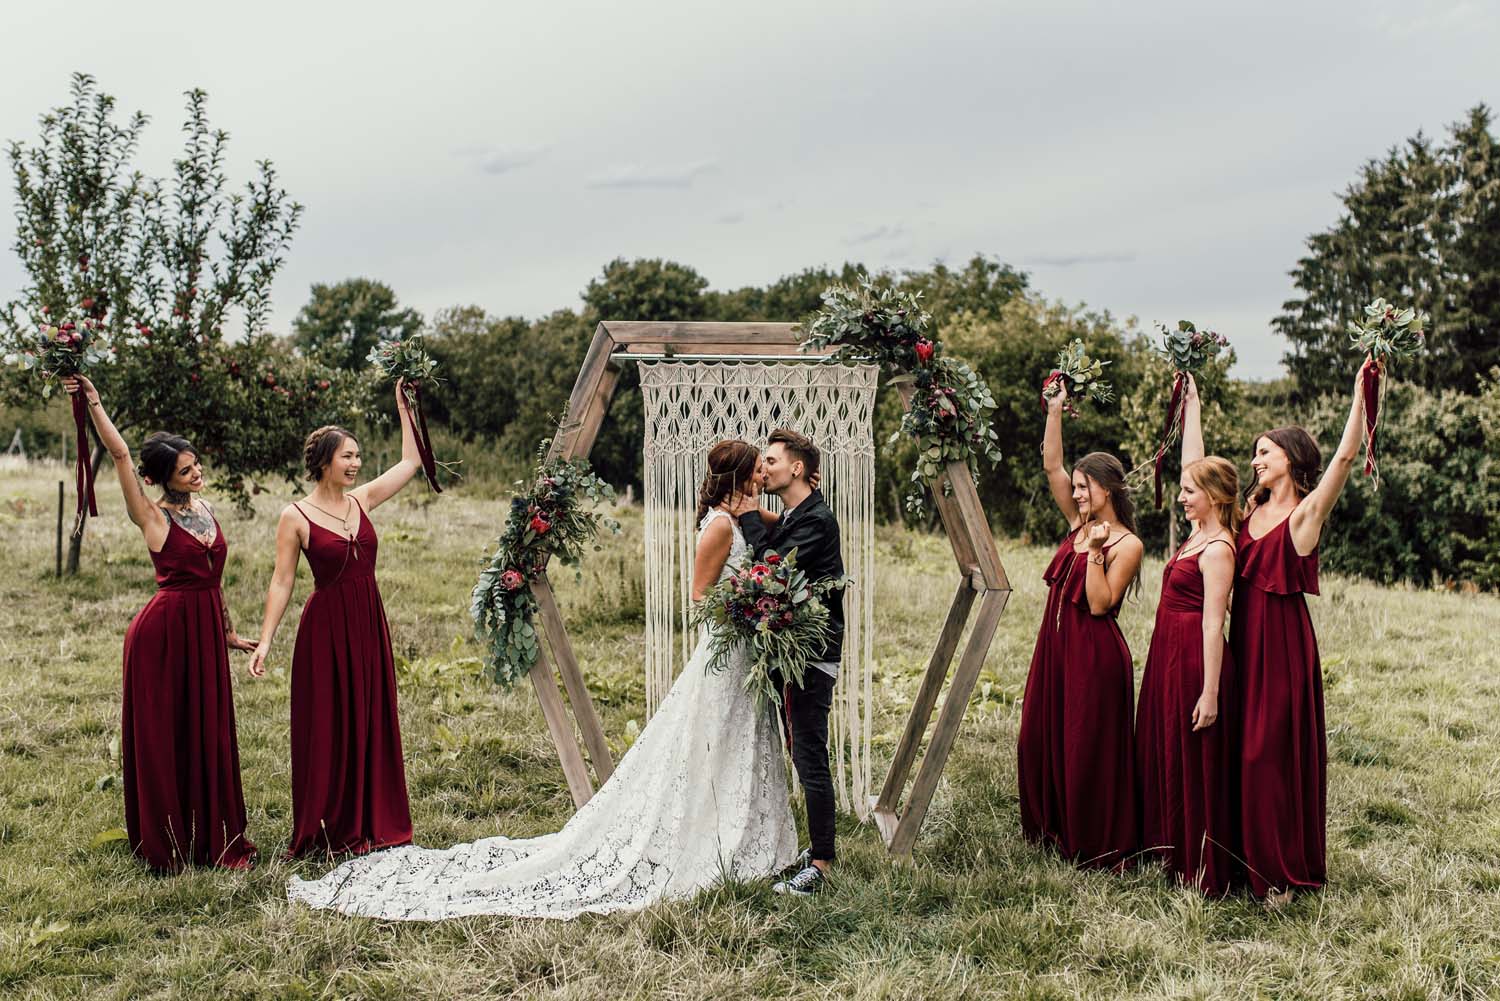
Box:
[1184,456,1243,535]
[696,440,761,523]
[1073,451,1141,598]
[1246,426,1321,507]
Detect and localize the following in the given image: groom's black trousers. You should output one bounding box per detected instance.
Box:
[774,668,837,863]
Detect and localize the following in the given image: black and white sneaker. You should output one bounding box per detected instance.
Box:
[779,848,812,877]
[773,864,827,896]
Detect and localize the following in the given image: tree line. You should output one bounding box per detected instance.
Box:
[4,76,1495,586]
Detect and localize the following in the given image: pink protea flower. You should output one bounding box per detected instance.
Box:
[500,569,525,591]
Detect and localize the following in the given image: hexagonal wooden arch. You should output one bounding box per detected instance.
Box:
[527,320,1012,858]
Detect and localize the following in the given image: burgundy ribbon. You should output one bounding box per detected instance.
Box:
[407,382,442,493]
[1039,370,1063,412]
[1360,359,1381,482]
[70,391,98,521]
[1151,371,1187,509]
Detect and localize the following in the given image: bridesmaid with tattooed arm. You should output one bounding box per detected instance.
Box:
[63,374,258,873]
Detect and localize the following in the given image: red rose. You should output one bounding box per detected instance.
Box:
[766,553,781,565]
[530,514,551,534]
[914,339,934,364]
[318,380,330,390]
[81,297,94,310]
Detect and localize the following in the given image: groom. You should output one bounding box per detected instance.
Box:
[732,428,844,896]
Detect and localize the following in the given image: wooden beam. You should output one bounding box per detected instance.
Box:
[944,462,1007,591]
[872,578,976,829]
[569,365,621,464]
[887,588,1010,857]
[614,341,838,360]
[548,325,618,462]
[603,322,803,344]
[531,574,615,783]
[527,649,595,810]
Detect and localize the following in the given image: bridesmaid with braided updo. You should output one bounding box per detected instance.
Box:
[63,374,257,873]
[249,380,421,858]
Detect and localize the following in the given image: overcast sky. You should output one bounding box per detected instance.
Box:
[2,0,1495,379]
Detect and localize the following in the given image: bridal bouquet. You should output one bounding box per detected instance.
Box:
[1347,297,1429,486]
[1041,339,1114,418]
[690,549,850,710]
[368,334,448,491]
[1145,320,1231,507]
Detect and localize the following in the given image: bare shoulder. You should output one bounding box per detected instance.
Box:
[699,512,733,543]
[1111,533,1145,561]
[1199,539,1236,571]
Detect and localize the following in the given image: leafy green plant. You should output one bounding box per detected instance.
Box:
[470,446,619,686]
[800,273,1001,511]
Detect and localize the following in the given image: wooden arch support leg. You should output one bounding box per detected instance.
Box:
[883,587,1010,857]
[532,573,615,785]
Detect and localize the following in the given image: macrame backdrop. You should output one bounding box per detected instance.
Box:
[640,361,878,819]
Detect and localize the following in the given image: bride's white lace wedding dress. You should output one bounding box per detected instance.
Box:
[287,509,797,920]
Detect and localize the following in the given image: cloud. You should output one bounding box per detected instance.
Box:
[1024,251,1138,268]
[716,211,744,224]
[453,145,548,175]
[844,224,906,245]
[586,160,716,189]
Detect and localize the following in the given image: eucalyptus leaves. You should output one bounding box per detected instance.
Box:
[1041,339,1115,418]
[1348,298,1431,487]
[470,451,619,687]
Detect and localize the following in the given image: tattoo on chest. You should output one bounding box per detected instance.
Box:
[170,503,215,543]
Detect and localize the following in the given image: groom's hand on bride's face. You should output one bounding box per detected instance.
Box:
[728,491,759,517]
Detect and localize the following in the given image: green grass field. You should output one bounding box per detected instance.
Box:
[1,461,1498,1000]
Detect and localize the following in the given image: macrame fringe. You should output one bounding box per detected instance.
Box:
[641,361,878,820]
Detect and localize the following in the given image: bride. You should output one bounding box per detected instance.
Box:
[288,440,798,920]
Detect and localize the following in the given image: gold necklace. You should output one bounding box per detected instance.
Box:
[304,496,356,538]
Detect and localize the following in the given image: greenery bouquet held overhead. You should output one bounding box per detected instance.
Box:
[690,549,850,710]
[1348,297,1429,488]
[1040,338,1114,419]
[368,334,447,492]
[470,448,619,687]
[798,273,1002,512]
[1148,320,1229,507]
[6,292,112,528]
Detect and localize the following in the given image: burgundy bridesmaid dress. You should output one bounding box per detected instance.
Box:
[287,500,412,858]
[1135,540,1235,896]
[1017,528,1138,871]
[121,516,256,872]
[1229,514,1325,897]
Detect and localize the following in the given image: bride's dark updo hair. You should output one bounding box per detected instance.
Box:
[137,432,198,487]
[696,440,761,523]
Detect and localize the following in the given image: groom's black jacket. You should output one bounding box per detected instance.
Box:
[738,489,845,666]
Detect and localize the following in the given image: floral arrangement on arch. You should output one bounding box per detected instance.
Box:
[798,274,1002,512]
[470,447,619,687]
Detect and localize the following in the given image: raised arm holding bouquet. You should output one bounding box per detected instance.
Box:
[1040,339,1114,419]
[1146,321,1231,507]
[10,307,111,527]
[368,334,449,492]
[1346,297,1428,487]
